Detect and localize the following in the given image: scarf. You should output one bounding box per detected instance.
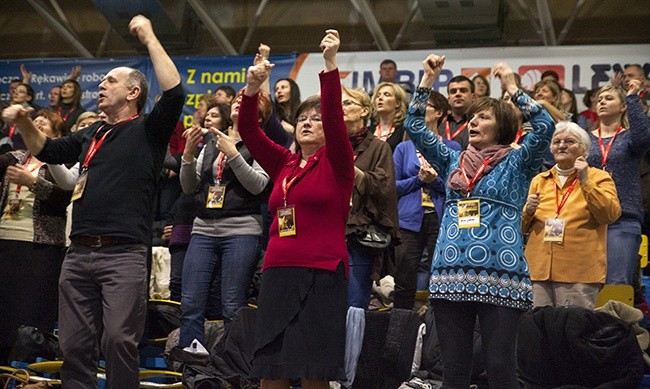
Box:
[349,126,369,149]
[447,143,513,196]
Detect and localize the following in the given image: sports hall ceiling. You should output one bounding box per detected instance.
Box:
[1,0,648,60]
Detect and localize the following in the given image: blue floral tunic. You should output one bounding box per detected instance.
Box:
[405,88,555,310]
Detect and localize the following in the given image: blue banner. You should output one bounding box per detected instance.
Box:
[0,53,297,127]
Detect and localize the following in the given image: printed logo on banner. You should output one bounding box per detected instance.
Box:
[518,65,565,91]
[461,68,491,79]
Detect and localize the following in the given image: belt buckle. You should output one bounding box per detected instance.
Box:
[89,235,102,248]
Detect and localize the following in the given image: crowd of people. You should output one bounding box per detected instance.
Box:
[1,16,650,389]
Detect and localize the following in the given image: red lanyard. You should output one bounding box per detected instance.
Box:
[513,128,524,144]
[554,177,578,216]
[82,114,139,171]
[460,155,491,194]
[8,125,15,138]
[216,152,227,182]
[57,106,75,122]
[14,155,44,196]
[374,123,394,141]
[597,125,623,168]
[281,171,300,207]
[445,119,468,141]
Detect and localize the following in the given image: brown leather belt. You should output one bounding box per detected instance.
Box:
[71,235,134,248]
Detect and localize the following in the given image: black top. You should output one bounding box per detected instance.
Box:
[56,102,86,135]
[36,84,185,244]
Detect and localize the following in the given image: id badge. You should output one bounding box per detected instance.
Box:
[544,218,565,243]
[277,206,296,237]
[457,199,480,229]
[3,198,23,220]
[421,189,434,208]
[71,172,88,202]
[206,185,226,208]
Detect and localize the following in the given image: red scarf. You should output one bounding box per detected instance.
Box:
[447,144,513,196]
[349,127,369,149]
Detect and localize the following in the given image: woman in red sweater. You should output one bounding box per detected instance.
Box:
[238,30,354,389]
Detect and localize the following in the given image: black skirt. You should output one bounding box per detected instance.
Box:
[250,262,348,381]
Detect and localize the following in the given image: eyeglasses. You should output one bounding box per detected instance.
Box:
[342,100,361,107]
[296,115,322,123]
[551,138,578,146]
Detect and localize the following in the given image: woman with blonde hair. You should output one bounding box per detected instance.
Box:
[533,79,567,123]
[370,81,407,152]
[342,85,399,309]
[586,80,650,286]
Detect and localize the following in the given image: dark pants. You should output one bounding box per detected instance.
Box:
[58,244,148,389]
[432,299,522,389]
[394,212,439,309]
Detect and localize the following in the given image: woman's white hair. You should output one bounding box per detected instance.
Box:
[552,121,591,158]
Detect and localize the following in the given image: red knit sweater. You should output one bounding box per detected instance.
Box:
[238,69,354,276]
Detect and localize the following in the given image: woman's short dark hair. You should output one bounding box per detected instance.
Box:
[468,97,519,145]
[472,74,491,97]
[203,102,232,131]
[428,91,451,127]
[582,88,596,108]
[19,83,35,104]
[293,95,321,124]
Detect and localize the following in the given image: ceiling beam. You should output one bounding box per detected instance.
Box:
[514,0,544,44]
[48,0,82,42]
[536,0,557,46]
[95,27,112,58]
[557,0,585,45]
[349,0,391,51]
[238,0,269,55]
[391,0,421,50]
[26,0,94,58]
[186,0,237,55]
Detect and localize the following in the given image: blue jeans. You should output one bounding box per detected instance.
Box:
[606,218,641,285]
[347,239,376,309]
[179,234,260,347]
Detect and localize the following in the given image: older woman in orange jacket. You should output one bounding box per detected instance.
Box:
[523,121,621,309]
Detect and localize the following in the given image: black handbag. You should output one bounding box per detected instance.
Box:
[354,225,391,249]
[8,325,60,363]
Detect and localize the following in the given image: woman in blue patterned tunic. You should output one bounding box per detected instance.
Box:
[405,55,554,388]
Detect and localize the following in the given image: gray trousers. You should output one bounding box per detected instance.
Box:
[58,244,148,389]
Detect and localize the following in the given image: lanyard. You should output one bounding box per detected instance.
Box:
[597,125,623,168]
[513,127,524,144]
[554,177,578,217]
[14,155,44,196]
[216,152,227,182]
[57,106,75,122]
[374,123,394,141]
[8,125,16,138]
[460,155,491,195]
[82,114,139,171]
[281,171,300,207]
[445,119,468,141]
